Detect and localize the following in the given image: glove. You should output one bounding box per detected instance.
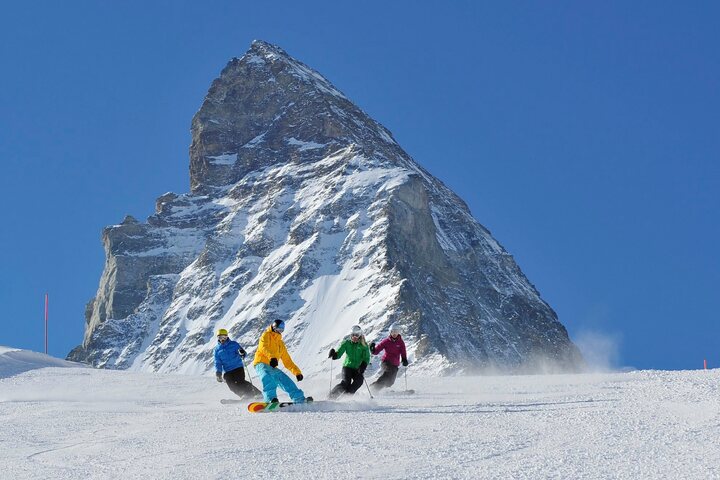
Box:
[238,348,247,358]
[216,373,223,383]
[328,348,337,359]
[358,361,367,375]
[369,342,376,352]
[296,374,304,381]
[402,358,409,367]
[269,358,278,368]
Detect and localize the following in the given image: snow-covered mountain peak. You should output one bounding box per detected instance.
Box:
[249,39,286,56]
[243,39,348,99]
[189,40,398,194]
[246,39,298,64]
[70,42,582,375]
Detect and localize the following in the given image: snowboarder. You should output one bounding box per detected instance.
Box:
[327,325,371,399]
[214,328,261,399]
[253,319,310,404]
[369,323,408,392]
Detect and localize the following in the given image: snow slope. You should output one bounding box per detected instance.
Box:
[1,349,718,479]
[0,346,84,378]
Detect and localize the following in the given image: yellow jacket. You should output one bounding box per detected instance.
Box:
[253,327,302,376]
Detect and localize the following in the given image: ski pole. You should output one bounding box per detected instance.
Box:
[404,366,408,391]
[329,358,333,395]
[244,362,254,388]
[363,375,374,399]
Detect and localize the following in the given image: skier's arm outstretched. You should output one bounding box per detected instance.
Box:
[370,337,389,355]
[336,339,348,358]
[329,339,350,360]
[236,342,247,358]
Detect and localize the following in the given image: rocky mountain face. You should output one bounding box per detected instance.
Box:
[68,41,582,375]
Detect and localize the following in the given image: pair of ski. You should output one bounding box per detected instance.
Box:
[222,390,415,404]
[382,389,416,396]
[330,388,416,401]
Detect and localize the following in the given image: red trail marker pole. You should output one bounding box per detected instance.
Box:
[704,359,707,370]
[44,293,48,355]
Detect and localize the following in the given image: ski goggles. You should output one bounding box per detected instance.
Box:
[217,335,228,341]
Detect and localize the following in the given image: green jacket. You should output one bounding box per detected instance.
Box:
[335,337,371,369]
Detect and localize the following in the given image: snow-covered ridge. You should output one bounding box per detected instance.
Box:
[0,346,84,379]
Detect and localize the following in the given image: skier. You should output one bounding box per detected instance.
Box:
[369,323,409,392]
[327,325,371,399]
[253,319,310,404]
[214,328,261,399]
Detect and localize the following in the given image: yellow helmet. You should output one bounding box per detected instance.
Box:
[217,328,228,336]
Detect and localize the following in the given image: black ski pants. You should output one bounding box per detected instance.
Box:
[330,366,364,398]
[224,367,261,398]
[370,361,399,391]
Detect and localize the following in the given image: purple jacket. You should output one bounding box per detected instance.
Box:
[371,336,407,367]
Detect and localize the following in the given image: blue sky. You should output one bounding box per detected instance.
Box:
[1,1,717,370]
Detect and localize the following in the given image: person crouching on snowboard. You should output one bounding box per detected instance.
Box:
[214,328,261,399]
[328,325,371,399]
[253,319,309,404]
[369,323,408,392]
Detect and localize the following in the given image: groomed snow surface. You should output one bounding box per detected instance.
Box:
[1,348,718,479]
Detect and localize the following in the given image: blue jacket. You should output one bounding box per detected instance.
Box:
[214,339,246,374]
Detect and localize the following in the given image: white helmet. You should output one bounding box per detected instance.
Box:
[351,325,363,336]
[389,323,401,335]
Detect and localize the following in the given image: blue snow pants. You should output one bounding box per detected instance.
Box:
[255,363,305,403]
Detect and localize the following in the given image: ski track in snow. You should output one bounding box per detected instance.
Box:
[1,361,719,479]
